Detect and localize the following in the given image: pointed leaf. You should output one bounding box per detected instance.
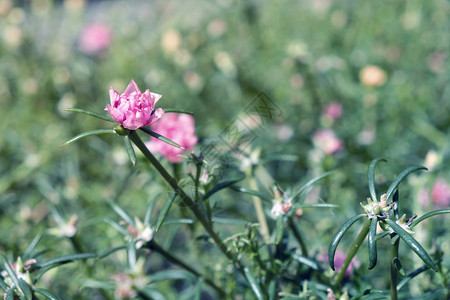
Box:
[36,253,96,269]
[17,279,32,300]
[65,108,115,123]
[108,201,135,226]
[34,288,61,300]
[392,257,405,276]
[397,260,442,290]
[385,218,437,272]
[328,214,366,270]
[291,253,322,271]
[23,234,42,260]
[139,127,184,149]
[368,218,378,270]
[229,186,272,202]
[291,172,332,201]
[98,246,127,259]
[411,209,450,229]
[244,267,263,300]
[367,158,387,202]
[144,193,160,226]
[127,241,136,268]
[61,129,115,146]
[295,203,338,209]
[212,217,248,225]
[0,254,21,296]
[163,108,194,115]
[104,218,129,236]
[155,192,178,231]
[124,135,136,166]
[202,176,245,201]
[385,166,427,202]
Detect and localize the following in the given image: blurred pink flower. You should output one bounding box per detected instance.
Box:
[79,23,113,55]
[323,102,342,121]
[105,80,164,130]
[318,250,360,277]
[312,129,343,154]
[146,113,198,162]
[431,178,450,207]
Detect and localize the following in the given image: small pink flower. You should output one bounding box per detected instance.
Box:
[431,178,450,208]
[146,113,198,162]
[323,102,342,121]
[105,80,164,130]
[312,129,343,155]
[318,250,360,277]
[78,23,113,55]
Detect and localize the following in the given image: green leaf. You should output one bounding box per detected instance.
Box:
[202,177,245,201]
[5,287,15,300]
[368,218,378,270]
[0,254,21,296]
[65,108,115,123]
[17,279,32,300]
[291,253,322,270]
[211,217,248,225]
[392,257,405,276]
[108,201,135,226]
[139,127,184,149]
[291,172,332,201]
[367,158,386,202]
[124,135,136,166]
[144,193,160,226]
[328,214,366,270]
[23,234,41,260]
[385,219,437,272]
[104,218,129,236]
[155,192,178,231]
[34,288,61,300]
[229,186,272,202]
[0,276,8,290]
[295,203,338,209]
[244,267,263,300]
[36,253,96,269]
[385,166,427,202]
[411,209,450,229]
[98,246,127,259]
[61,129,116,146]
[127,241,136,269]
[163,108,194,115]
[397,260,442,290]
[274,217,285,245]
[149,270,195,283]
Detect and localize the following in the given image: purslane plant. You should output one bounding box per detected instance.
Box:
[328,158,450,299]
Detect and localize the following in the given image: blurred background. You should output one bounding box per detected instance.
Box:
[0,0,449,298]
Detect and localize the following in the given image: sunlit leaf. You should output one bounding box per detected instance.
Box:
[385,166,427,202]
[291,253,322,271]
[328,214,366,270]
[385,219,437,272]
[244,267,263,300]
[367,158,386,202]
[291,172,332,201]
[411,209,450,229]
[61,129,116,146]
[139,127,184,149]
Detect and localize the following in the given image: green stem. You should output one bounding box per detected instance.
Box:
[287,217,308,256]
[249,173,269,242]
[147,240,226,297]
[334,219,371,287]
[391,237,399,300]
[129,131,243,271]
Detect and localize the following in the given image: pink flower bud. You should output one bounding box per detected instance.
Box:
[323,102,342,121]
[312,129,343,155]
[146,113,198,162]
[105,80,164,130]
[431,178,450,208]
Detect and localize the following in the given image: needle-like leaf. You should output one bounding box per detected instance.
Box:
[368,217,378,270]
[367,158,386,201]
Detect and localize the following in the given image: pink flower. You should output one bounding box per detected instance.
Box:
[146,113,198,162]
[318,250,360,277]
[312,129,343,154]
[323,102,342,121]
[105,80,164,130]
[78,23,113,55]
[431,178,450,207]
